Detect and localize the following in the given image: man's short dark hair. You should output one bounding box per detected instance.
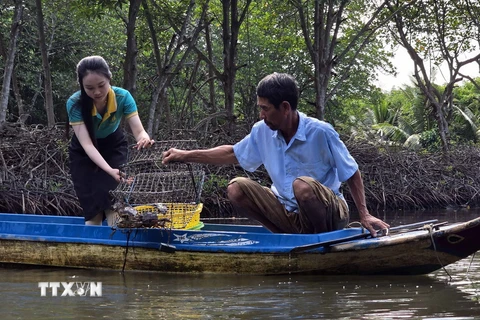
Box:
[256,73,299,110]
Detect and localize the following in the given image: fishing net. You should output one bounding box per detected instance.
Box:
[110,140,204,229]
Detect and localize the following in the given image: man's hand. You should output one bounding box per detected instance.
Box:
[162,148,186,164]
[346,170,390,237]
[360,213,390,237]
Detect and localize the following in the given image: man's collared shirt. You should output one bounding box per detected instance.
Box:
[233,112,358,211]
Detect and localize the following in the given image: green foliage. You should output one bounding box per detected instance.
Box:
[202,174,230,195]
[0,0,478,154]
[451,105,479,143]
[69,0,129,19]
[330,2,395,102]
[233,0,312,121]
[446,80,480,144]
[48,181,63,192]
[353,78,480,151]
[453,80,480,114]
[419,129,442,152]
[2,0,127,124]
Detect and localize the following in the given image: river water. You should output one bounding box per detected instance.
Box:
[1,209,480,319]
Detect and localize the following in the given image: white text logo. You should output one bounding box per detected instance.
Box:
[38,282,102,297]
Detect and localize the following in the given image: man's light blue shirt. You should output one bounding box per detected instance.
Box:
[233,112,358,212]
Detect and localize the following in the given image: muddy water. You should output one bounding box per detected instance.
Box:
[1,209,479,319]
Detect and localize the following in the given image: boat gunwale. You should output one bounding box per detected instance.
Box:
[1,213,480,254]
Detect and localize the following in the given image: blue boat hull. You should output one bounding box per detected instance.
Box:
[1,213,480,275]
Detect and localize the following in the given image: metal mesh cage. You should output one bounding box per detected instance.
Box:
[111,171,204,205]
[111,140,205,205]
[120,140,201,175]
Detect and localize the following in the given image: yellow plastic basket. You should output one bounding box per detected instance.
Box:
[134,203,203,230]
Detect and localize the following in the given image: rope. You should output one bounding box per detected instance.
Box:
[425,224,452,281]
[187,163,200,203]
[346,221,363,229]
[121,229,132,273]
[466,251,476,275]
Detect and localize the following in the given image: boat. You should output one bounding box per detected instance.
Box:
[1,212,480,275]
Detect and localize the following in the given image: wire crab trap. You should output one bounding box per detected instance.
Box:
[112,171,204,205]
[111,140,205,230]
[120,140,201,176]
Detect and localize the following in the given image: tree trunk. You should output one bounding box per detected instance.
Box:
[145,0,209,134]
[153,87,168,135]
[293,0,342,120]
[147,76,168,135]
[143,0,162,135]
[221,0,252,133]
[35,0,55,127]
[315,74,328,120]
[186,60,201,127]
[205,23,217,118]
[386,1,451,151]
[0,27,24,122]
[0,0,24,127]
[293,0,389,120]
[122,0,142,96]
[222,0,234,126]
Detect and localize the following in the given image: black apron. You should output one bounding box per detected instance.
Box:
[69,128,128,221]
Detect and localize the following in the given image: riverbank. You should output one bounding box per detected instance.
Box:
[1,124,480,217]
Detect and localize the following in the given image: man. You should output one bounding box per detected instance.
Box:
[162,73,389,235]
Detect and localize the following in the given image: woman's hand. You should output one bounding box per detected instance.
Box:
[135,137,155,150]
[109,168,125,183]
[127,115,155,150]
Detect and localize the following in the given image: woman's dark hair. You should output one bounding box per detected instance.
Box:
[66,56,112,145]
[256,73,299,110]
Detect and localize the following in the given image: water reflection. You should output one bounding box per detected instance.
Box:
[1,260,480,319]
[350,207,478,232]
[1,209,480,319]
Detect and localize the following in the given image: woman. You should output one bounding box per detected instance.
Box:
[66,55,154,226]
